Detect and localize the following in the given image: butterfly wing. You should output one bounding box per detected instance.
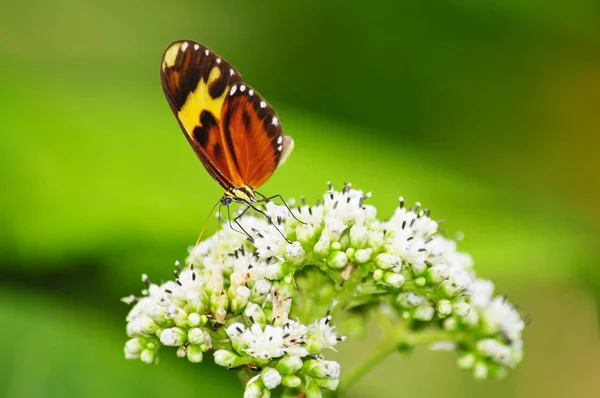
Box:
[160,40,294,192]
[160,40,244,190]
[222,83,294,189]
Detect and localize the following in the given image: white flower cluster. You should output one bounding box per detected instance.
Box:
[124,183,525,396]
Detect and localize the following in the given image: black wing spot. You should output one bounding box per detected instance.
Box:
[194,110,218,147]
[209,72,228,98]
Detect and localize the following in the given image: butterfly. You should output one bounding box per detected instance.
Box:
[160,40,299,238]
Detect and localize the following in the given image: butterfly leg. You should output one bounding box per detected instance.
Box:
[247,203,292,244]
[255,192,306,225]
[228,204,255,242]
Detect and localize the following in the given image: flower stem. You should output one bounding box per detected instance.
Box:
[336,325,459,395]
[336,336,399,395]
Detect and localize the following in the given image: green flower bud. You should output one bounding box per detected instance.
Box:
[187,312,203,327]
[231,286,251,313]
[276,355,304,374]
[210,290,229,318]
[314,233,331,257]
[245,302,267,325]
[426,264,449,284]
[296,224,318,245]
[140,348,157,364]
[436,300,453,318]
[160,327,187,346]
[187,344,204,363]
[186,292,206,313]
[354,248,372,263]
[397,292,424,308]
[373,269,384,282]
[305,380,323,398]
[124,338,144,359]
[439,279,461,297]
[176,345,187,358]
[214,350,245,369]
[187,327,207,345]
[413,305,435,321]
[327,251,348,269]
[473,361,489,380]
[383,272,405,288]
[314,377,339,391]
[281,375,302,388]
[452,301,471,317]
[251,279,271,303]
[243,380,265,398]
[457,353,476,369]
[350,224,368,247]
[303,359,340,380]
[375,253,401,270]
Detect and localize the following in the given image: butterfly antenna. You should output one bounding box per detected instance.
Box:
[217,202,224,266]
[188,199,221,266]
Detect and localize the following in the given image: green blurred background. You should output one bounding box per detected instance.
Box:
[1,0,599,397]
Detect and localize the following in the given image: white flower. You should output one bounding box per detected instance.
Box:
[480,297,525,343]
[307,315,344,352]
[242,324,285,359]
[282,320,309,357]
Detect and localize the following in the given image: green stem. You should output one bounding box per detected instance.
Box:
[336,336,399,395]
[336,327,461,395]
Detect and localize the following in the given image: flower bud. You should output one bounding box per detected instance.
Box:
[383,272,405,288]
[443,317,457,330]
[412,305,435,321]
[305,380,322,398]
[187,344,204,363]
[473,361,489,380]
[375,253,401,270]
[187,312,204,327]
[251,279,271,303]
[453,301,471,317]
[296,224,317,245]
[457,353,476,369]
[276,355,304,374]
[140,348,157,364]
[439,279,462,297]
[286,241,306,266]
[214,350,244,368]
[327,251,348,269]
[187,327,207,345]
[350,224,368,247]
[160,327,187,346]
[373,269,384,282]
[427,264,449,284]
[231,286,251,313]
[396,292,424,308]
[243,380,265,398]
[186,292,206,313]
[124,338,145,359]
[303,359,340,380]
[354,248,371,263]
[210,290,229,317]
[281,375,302,388]
[314,377,339,391]
[314,233,330,257]
[261,367,282,389]
[436,300,453,318]
[245,302,267,325]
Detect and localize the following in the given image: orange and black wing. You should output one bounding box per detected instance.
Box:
[160,40,293,191]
